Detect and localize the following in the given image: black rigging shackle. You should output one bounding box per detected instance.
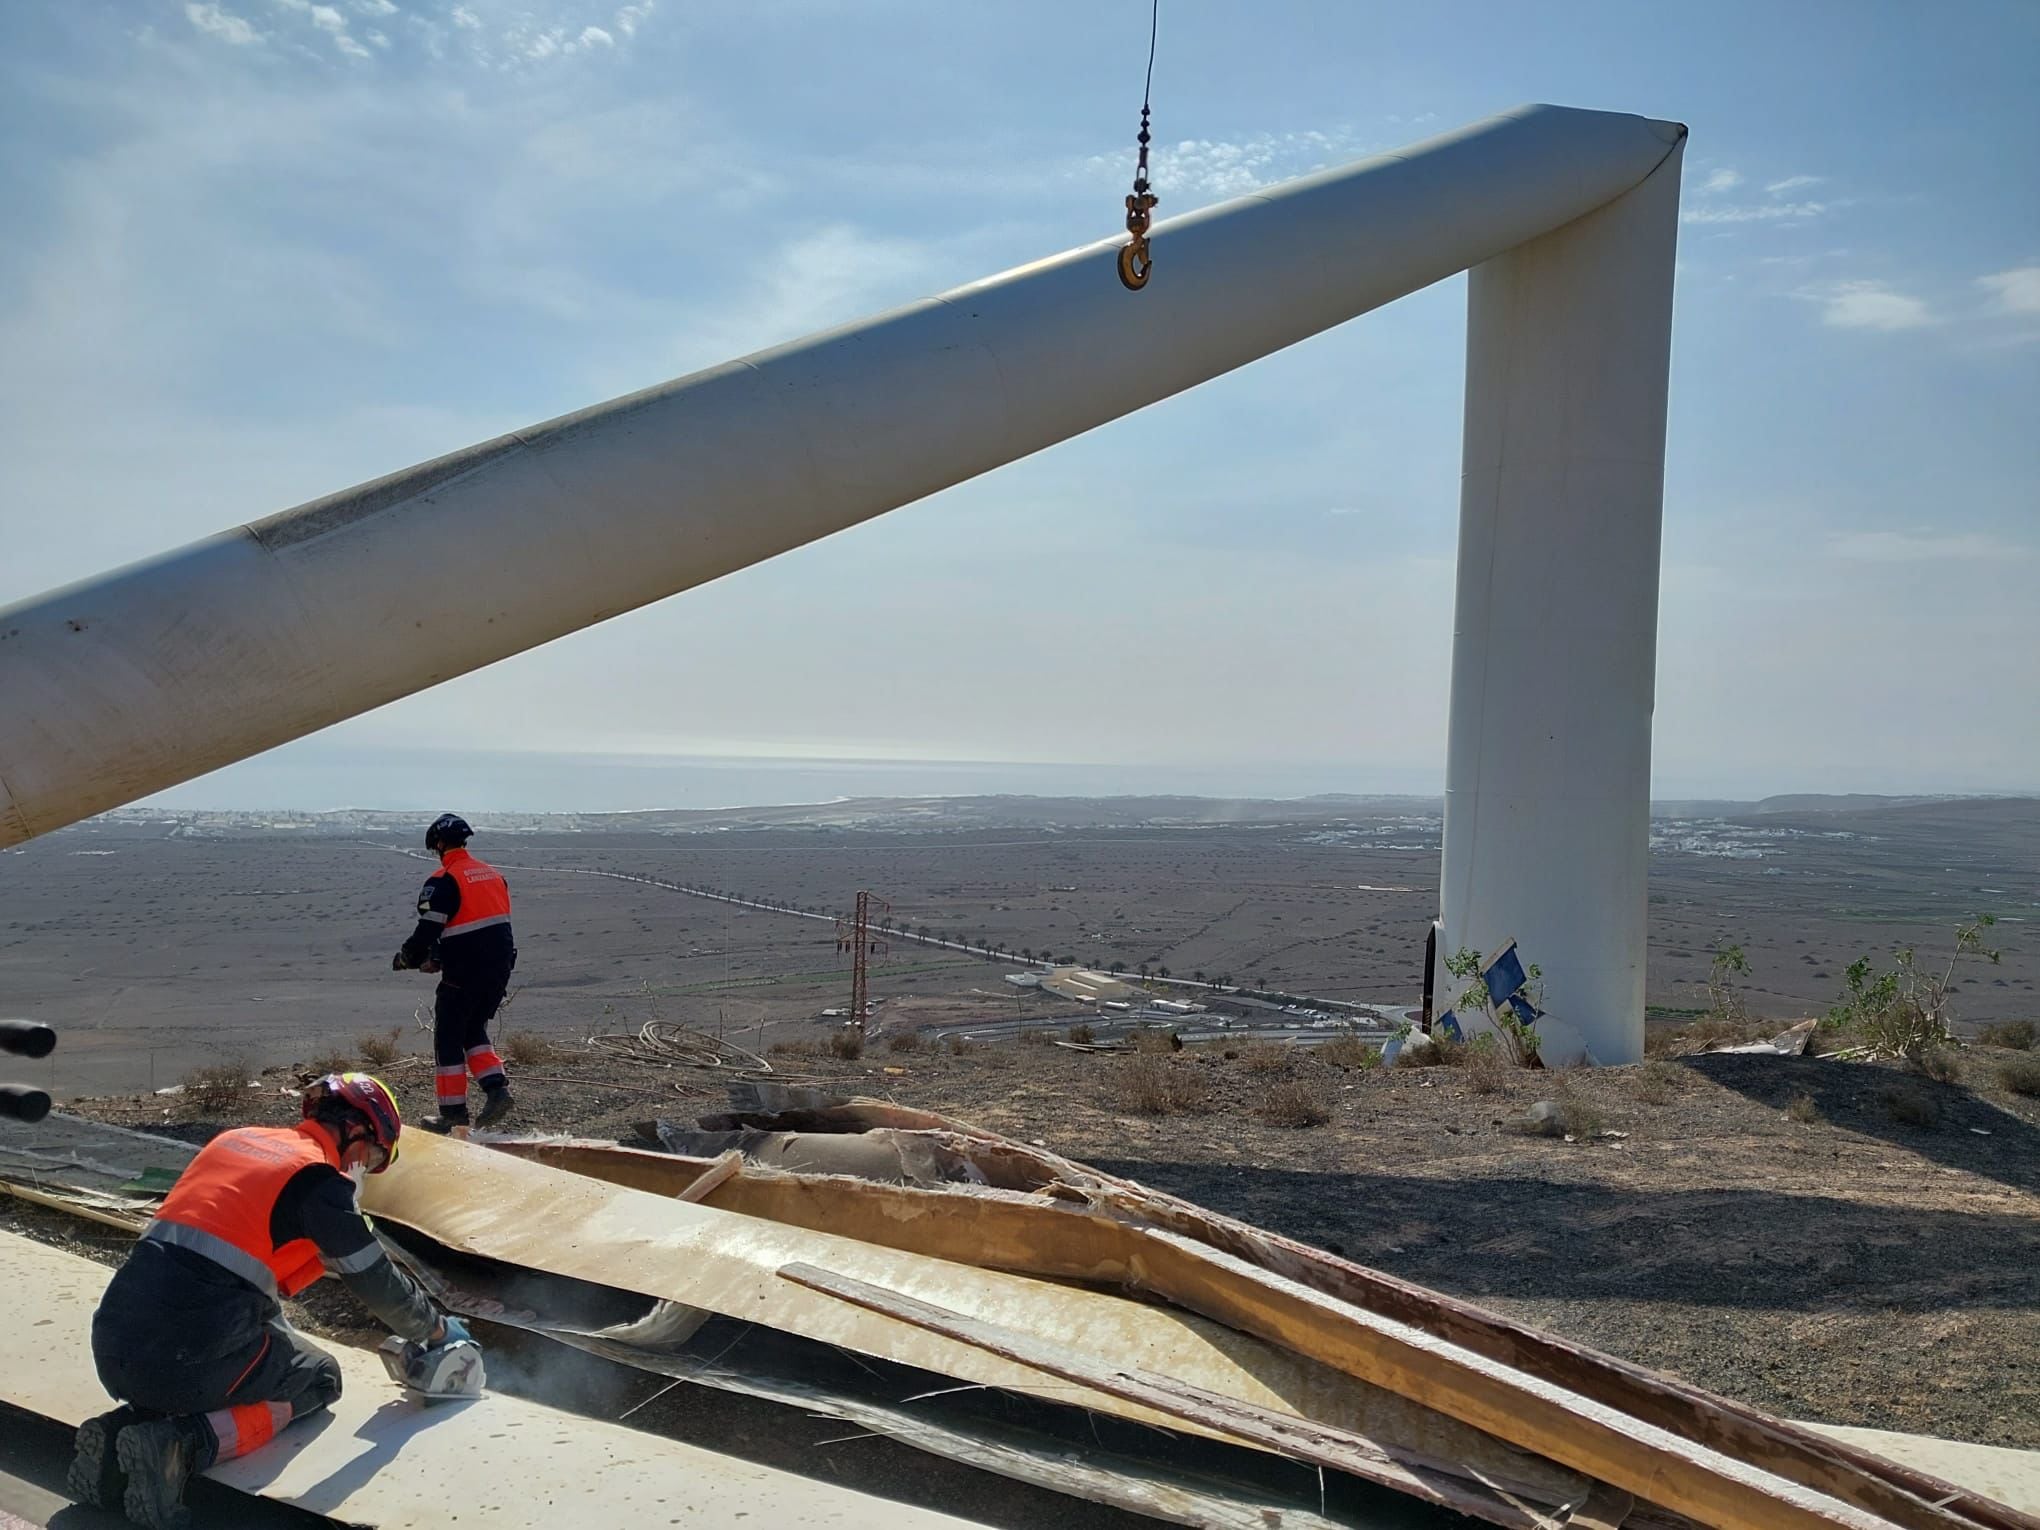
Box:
[1118,0,1160,291]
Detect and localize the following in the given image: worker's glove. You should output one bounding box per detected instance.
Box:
[434,1315,472,1348]
[420,958,441,974]
[391,950,411,972]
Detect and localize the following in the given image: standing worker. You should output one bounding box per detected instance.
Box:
[392,813,518,1131]
[70,1074,477,1529]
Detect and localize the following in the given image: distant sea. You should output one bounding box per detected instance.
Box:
[139,747,1446,815]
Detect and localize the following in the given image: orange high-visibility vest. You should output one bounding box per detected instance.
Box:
[142,1123,338,1300]
[439,847,511,938]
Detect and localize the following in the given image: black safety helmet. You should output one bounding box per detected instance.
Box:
[425,813,473,853]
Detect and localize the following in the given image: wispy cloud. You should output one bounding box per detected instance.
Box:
[1830,530,2031,563]
[1085,128,1380,203]
[175,0,656,67]
[1977,265,2040,316]
[1684,166,1839,227]
[185,3,262,45]
[1756,248,1852,268]
[268,0,372,58]
[1683,199,1828,226]
[1805,280,1933,331]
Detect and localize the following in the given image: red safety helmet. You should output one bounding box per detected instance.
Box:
[304,1072,403,1173]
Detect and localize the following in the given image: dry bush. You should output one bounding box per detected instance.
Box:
[1463,1038,1507,1095]
[1395,1033,1465,1068]
[1114,1055,1210,1115]
[1980,1020,2035,1050]
[182,1060,251,1115]
[502,1030,555,1067]
[1259,1079,1333,1128]
[1318,1034,1379,1069]
[1131,1028,1182,1054]
[308,1050,354,1079]
[944,1033,974,1056]
[768,1038,827,1060]
[829,1028,866,1061]
[2001,1056,2040,1097]
[1554,1083,1605,1138]
[1880,1085,1939,1129]
[886,1030,923,1053]
[1785,1092,1822,1125]
[357,1028,402,1067]
[1017,1028,1051,1046]
[1913,1047,1961,1084]
[1239,1041,1291,1073]
[1632,1058,1683,1105]
[1066,1024,1096,1045]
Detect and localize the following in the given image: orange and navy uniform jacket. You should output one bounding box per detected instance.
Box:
[113,1123,437,1344]
[398,847,517,984]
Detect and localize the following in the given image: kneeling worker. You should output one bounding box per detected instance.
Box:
[392,813,518,1132]
[71,1073,474,1529]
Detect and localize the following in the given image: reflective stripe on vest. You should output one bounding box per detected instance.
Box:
[439,848,511,940]
[143,1221,281,1299]
[146,1123,338,1301]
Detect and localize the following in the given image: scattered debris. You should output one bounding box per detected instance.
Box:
[585,1019,776,1076]
[1711,1019,1820,1056]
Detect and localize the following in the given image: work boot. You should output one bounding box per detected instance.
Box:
[66,1404,142,1508]
[474,1087,516,1129]
[418,1111,467,1135]
[116,1416,205,1530]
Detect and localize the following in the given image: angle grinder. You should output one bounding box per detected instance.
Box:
[378,1328,486,1401]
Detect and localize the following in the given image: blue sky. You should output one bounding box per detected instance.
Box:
[1,1,2035,809]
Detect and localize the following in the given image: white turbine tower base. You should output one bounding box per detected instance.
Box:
[1441,137,1685,1066]
[0,105,1685,1064]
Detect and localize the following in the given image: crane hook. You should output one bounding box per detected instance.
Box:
[1119,185,1158,290]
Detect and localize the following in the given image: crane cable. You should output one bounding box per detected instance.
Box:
[1117,0,1160,291]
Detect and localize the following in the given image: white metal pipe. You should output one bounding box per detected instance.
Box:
[1436,139,1685,1066]
[0,104,1681,847]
